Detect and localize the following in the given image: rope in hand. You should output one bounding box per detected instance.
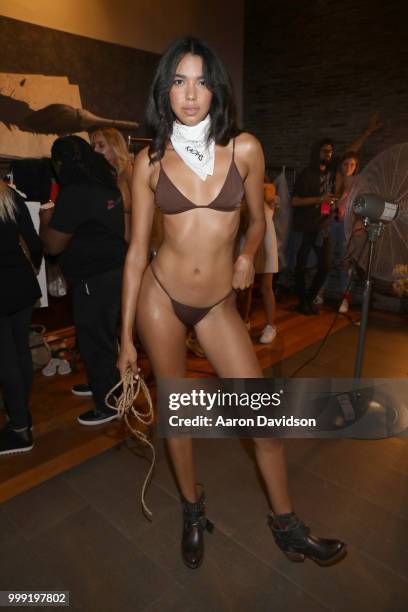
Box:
[105,367,155,519]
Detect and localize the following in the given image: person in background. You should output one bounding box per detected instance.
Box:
[68,128,133,399]
[0,181,42,455]
[236,180,279,341]
[91,128,133,242]
[292,113,381,315]
[40,136,127,426]
[257,180,279,343]
[314,150,360,311]
[334,150,360,313]
[93,129,168,250]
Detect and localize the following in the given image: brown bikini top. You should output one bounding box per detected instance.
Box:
[155,139,244,214]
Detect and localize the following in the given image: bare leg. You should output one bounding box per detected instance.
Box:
[195,294,292,514]
[261,273,276,327]
[138,276,344,567]
[136,268,197,502]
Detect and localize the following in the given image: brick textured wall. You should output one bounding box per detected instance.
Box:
[244,0,408,172]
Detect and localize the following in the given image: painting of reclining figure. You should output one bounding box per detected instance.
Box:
[0,73,139,159]
[0,15,158,160]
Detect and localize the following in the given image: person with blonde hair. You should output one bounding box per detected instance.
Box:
[91,128,133,241]
[67,128,135,399]
[0,181,42,454]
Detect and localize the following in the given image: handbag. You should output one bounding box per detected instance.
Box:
[46,261,67,297]
[29,325,52,370]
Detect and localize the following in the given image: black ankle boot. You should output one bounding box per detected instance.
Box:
[268,512,346,566]
[181,486,214,569]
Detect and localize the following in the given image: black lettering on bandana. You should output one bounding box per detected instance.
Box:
[186,146,204,162]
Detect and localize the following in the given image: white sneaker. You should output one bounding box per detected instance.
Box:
[57,359,72,375]
[259,325,277,344]
[313,294,324,305]
[41,358,59,376]
[339,298,349,314]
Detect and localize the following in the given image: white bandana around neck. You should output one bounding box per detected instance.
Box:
[170,115,215,181]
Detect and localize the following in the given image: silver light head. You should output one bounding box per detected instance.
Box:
[352,193,399,223]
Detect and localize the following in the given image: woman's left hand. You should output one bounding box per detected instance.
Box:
[232,254,255,290]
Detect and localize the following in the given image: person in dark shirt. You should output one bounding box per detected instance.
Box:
[292,138,338,314]
[292,113,381,314]
[40,136,127,425]
[0,181,42,455]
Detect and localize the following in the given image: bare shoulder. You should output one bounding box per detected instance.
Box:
[133,146,156,180]
[234,132,264,174]
[133,146,162,195]
[234,132,263,160]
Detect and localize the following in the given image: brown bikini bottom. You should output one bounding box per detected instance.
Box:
[149,265,234,327]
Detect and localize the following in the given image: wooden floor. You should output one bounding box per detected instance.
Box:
[1,309,406,611]
[0,297,370,503]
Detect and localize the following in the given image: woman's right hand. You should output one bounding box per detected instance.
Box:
[320,192,335,204]
[232,253,255,290]
[117,340,138,379]
[320,193,338,209]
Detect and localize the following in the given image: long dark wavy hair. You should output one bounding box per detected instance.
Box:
[146,36,239,163]
[51,135,118,189]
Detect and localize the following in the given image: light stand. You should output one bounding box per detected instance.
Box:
[353,220,385,378]
[325,196,407,437]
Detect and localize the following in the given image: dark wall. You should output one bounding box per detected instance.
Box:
[0,15,159,133]
[244,0,408,171]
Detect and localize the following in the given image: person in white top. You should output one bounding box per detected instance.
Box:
[258,180,280,343]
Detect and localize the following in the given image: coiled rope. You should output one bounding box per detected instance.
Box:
[105,368,155,518]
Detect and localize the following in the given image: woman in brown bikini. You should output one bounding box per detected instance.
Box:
[118,37,345,570]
